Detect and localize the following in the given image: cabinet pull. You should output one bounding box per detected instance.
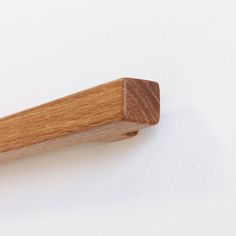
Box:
[0,78,160,161]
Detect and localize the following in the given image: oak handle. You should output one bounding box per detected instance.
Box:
[0,78,160,161]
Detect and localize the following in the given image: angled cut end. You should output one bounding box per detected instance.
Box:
[122,78,160,125]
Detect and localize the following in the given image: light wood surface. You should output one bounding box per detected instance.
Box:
[0,78,160,161]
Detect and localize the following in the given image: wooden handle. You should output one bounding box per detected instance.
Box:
[0,78,160,161]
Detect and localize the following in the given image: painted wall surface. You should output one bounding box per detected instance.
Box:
[0,0,235,235]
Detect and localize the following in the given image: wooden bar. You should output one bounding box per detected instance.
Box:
[0,78,160,161]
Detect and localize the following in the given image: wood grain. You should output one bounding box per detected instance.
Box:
[0,78,160,161]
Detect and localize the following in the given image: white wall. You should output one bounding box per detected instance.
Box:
[0,0,236,235]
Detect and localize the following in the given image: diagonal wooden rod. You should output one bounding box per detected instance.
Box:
[0,78,160,162]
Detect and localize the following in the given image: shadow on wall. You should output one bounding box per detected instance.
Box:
[0,107,226,211]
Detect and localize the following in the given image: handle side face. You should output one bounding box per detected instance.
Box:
[0,80,124,153]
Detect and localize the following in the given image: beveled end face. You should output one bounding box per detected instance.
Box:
[122,78,160,125]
